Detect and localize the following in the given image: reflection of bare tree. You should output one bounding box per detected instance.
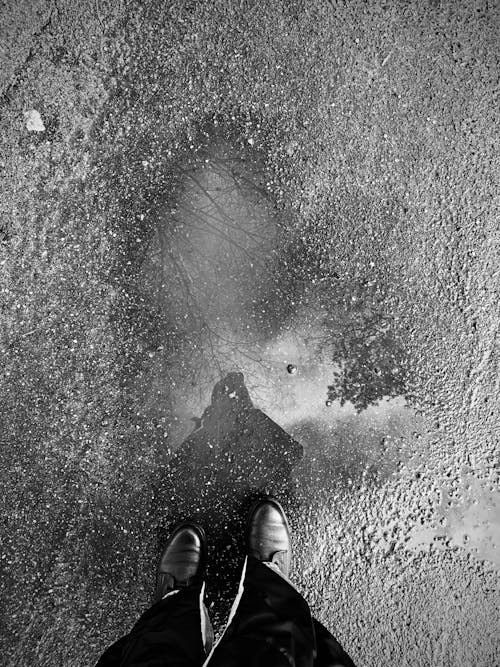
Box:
[143,142,406,414]
[147,143,280,388]
[257,199,408,411]
[320,275,407,411]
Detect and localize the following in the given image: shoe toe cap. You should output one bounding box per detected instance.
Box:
[249,500,290,562]
[158,525,205,584]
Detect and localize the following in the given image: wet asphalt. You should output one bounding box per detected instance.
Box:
[0,1,499,665]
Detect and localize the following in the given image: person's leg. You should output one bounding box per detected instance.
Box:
[95,522,213,667]
[97,583,209,667]
[203,499,356,667]
[312,617,356,667]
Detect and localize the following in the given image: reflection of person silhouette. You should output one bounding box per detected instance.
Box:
[96,498,356,667]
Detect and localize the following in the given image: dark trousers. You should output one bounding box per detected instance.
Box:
[96,556,356,667]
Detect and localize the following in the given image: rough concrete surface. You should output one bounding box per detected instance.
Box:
[0,1,499,665]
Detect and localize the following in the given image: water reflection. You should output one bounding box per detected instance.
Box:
[133,136,450,612]
[154,371,302,610]
[134,137,416,496]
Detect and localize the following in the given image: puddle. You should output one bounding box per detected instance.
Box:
[139,138,281,444]
[126,132,499,576]
[135,136,417,489]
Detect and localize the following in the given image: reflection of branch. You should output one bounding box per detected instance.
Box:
[158,234,273,378]
[233,171,270,200]
[179,168,269,251]
[158,226,202,325]
[180,202,266,249]
[207,326,270,349]
[186,199,267,243]
[185,213,266,268]
[206,326,274,367]
[206,156,271,199]
[226,166,270,201]
[178,241,222,272]
[181,168,237,221]
[205,326,224,376]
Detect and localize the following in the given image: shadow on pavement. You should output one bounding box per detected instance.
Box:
[154,371,303,612]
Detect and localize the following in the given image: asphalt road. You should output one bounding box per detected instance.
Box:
[1,1,499,665]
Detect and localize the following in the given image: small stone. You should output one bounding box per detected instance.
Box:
[24,109,45,132]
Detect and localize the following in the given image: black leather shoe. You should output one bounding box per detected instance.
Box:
[155,522,207,601]
[247,497,291,577]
